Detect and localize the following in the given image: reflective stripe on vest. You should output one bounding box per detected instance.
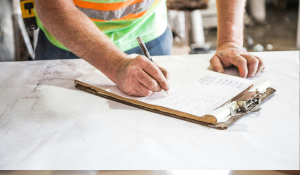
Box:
[34,0,168,52]
[75,0,154,21]
[73,0,144,11]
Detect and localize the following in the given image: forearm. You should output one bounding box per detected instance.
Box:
[216,0,246,47]
[35,0,128,82]
[211,0,265,77]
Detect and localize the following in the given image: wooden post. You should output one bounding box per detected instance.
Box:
[297,1,300,50]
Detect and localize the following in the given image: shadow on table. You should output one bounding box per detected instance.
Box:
[224,124,249,132]
[106,99,139,110]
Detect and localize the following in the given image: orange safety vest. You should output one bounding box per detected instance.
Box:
[34,0,168,52]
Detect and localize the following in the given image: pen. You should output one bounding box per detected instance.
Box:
[136,36,169,96]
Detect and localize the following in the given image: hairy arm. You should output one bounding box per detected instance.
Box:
[35,0,170,96]
[35,0,126,82]
[216,0,245,46]
[210,0,265,78]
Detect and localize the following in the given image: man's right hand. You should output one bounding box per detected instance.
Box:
[113,55,171,97]
[36,1,171,96]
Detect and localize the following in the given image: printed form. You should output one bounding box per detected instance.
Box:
[77,61,252,118]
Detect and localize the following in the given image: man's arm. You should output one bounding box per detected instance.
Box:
[210,0,265,78]
[35,0,170,96]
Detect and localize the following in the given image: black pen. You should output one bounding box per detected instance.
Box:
[136,36,169,96]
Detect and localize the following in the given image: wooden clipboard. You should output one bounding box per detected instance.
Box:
[75,79,276,130]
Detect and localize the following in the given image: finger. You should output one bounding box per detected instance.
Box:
[155,63,171,80]
[142,60,170,91]
[254,56,266,74]
[210,55,224,73]
[127,88,144,97]
[123,84,145,97]
[229,55,248,78]
[137,70,162,92]
[134,81,155,97]
[241,54,259,77]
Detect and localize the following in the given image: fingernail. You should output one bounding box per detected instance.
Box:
[217,70,222,73]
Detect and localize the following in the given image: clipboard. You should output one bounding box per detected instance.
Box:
[74,77,276,130]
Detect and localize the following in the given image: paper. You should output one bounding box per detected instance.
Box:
[224,66,269,80]
[77,61,252,121]
[0,52,298,170]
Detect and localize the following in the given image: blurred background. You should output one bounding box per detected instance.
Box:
[0,0,299,61]
[168,0,300,55]
[0,171,299,175]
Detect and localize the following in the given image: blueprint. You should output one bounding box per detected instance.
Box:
[0,52,299,170]
[0,60,95,124]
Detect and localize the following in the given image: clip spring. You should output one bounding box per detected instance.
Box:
[231,90,266,117]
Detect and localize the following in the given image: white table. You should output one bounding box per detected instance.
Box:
[0,51,299,170]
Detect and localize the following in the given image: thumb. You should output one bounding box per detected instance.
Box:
[210,55,224,73]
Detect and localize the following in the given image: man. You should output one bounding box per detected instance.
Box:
[34,0,265,97]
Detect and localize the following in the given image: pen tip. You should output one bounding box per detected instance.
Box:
[165,91,169,96]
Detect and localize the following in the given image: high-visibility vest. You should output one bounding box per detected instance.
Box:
[34,0,167,52]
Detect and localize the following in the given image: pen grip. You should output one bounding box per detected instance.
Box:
[136,37,153,62]
[145,52,153,62]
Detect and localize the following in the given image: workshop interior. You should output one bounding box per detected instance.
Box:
[0,0,299,61]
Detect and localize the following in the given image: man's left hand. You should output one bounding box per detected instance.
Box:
[210,42,265,78]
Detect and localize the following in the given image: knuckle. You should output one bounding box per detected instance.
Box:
[136,55,145,63]
[137,74,143,80]
[258,59,263,64]
[250,58,259,65]
[161,81,169,90]
[153,72,160,78]
[144,90,152,96]
[259,59,265,66]
[238,59,247,67]
[228,52,236,57]
[148,80,156,90]
[228,50,238,56]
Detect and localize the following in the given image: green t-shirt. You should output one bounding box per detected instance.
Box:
[34,0,168,52]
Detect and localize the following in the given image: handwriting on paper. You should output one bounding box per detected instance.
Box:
[149,75,249,117]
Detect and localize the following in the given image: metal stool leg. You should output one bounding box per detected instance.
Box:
[190,10,205,48]
[249,0,266,23]
[190,10,210,54]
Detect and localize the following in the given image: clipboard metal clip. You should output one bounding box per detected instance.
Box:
[236,90,265,114]
[211,87,276,130]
